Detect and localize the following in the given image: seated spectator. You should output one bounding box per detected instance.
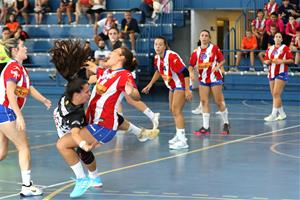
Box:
[93,12,118,43]
[264,0,279,18]
[107,27,122,50]
[84,40,95,62]
[285,15,299,45]
[13,25,29,41]
[289,27,300,68]
[86,0,106,23]
[94,39,110,65]
[34,0,50,25]
[120,11,140,54]
[235,30,258,71]
[75,0,92,24]
[13,0,29,24]
[5,14,20,35]
[251,9,266,49]
[0,27,11,71]
[3,0,15,15]
[0,0,6,24]
[57,0,74,24]
[139,0,154,24]
[278,0,294,24]
[259,24,278,71]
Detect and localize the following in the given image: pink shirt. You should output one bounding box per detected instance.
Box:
[265,19,285,33]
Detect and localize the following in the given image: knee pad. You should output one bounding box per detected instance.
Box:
[76,147,95,165]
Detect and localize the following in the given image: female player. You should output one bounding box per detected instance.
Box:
[142,36,192,150]
[263,32,293,121]
[0,38,51,197]
[189,30,230,135]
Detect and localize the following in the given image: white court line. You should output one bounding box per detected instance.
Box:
[242,100,270,110]
[1,124,299,200]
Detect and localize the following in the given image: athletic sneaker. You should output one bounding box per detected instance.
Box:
[264,114,277,122]
[276,113,287,121]
[169,139,189,150]
[89,176,103,188]
[193,127,210,136]
[221,123,230,135]
[20,182,43,197]
[137,128,160,142]
[152,113,160,129]
[191,105,202,114]
[215,111,222,115]
[70,178,90,198]
[168,135,179,145]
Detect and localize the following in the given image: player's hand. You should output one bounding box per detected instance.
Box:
[142,84,152,94]
[185,89,192,101]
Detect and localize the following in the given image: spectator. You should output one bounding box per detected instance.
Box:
[0,27,11,71]
[3,0,15,15]
[290,1,300,22]
[84,40,95,62]
[13,0,29,24]
[57,0,74,24]
[161,0,173,13]
[86,0,106,23]
[75,0,92,24]
[139,0,154,24]
[93,12,118,43]
[34,0,50,25]
[251,9,266,49]
[289,27,300,67]
[0,0,6,24]
[107,27,123,51]
[266,12,285,34]
[94,39,110,65]
[5,14,20,35]
[120,11,140,54]
[13,25,29,41]
[235,30,258,71]
[285,15,299,45]
[264,0,279,18]
[278,0,294,24]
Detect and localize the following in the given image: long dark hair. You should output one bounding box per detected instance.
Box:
[49,39,89,81]
[65,78,88,101]
[119,46,138,72]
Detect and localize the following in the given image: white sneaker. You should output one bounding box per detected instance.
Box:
[263,65,268,72]
[169,140,189,150]
[249,67,255,72]
[191,105,202,115]
[276,113,287,121]
[264,114,277,122]
[137,128,160,142]
[215,111,221,115]
[20,182,43,197]
[168,135,179,145]
[152,113,160,129]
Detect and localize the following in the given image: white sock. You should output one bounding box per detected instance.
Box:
[278,106,285,115]
[203,113,210,129]
[176,128,186,141]
[271,107,278,116]
[220,108,229,124]
[88,169,98,179]
[143,107,155,120]
[198,102,202,108]
[21,170,31,186]
[127,122,141,136]
[70,162,86,179]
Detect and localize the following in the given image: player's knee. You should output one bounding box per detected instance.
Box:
[76,147,95,165]
[0,151,7,161]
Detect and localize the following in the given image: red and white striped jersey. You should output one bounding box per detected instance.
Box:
[189,44,224,84]
[251,18,266,33]
[264,2,278,17]
[86,67,136,130]
[154,50,186,90]
[0,60,31,110]
[264,44,293,79]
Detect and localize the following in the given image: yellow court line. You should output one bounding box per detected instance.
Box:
[43,124,300,200]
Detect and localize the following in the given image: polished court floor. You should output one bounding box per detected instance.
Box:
[0,90,299,200]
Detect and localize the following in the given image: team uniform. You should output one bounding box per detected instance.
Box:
[0,60,30,123]
[53,96,86,138]
[86,67,136,143]
[264,44,293,81]
[154,50,187,91]
[189,43,224,87]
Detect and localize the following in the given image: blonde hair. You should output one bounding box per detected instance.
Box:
[0,38,19,58]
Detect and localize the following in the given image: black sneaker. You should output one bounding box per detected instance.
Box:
[193,127,210,136]
[222,123,230,135]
